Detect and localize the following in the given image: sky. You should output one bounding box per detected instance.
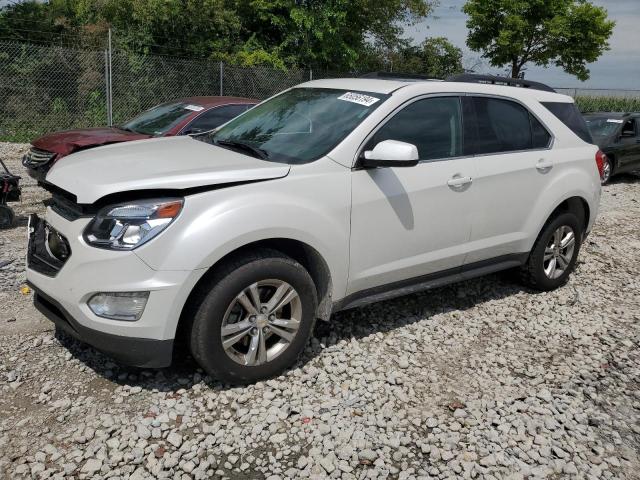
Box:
[404,0,640,91]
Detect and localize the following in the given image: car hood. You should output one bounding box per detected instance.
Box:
[32,127,151,157]
[46,136,291,204]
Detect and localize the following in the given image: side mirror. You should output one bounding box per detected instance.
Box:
[360,140,419,168]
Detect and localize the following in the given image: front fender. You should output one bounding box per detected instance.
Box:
[134,159,351,300]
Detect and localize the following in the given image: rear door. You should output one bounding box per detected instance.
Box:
[463,96,554,264]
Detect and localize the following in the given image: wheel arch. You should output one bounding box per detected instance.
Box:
[174,237,334,347]
[544,196,590,240]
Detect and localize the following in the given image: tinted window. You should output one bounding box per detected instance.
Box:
[621,119,637,137]
[122,102,199,136]
[531,115,552,149]
[470,97,532,154]
[186,105,250,133]
[542,102,593,143]
[368,97,463,160]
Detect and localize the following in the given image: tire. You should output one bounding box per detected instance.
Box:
[189,249,317,384]
[601,156,613,185]
[0,205,14,229]
[520,212,582,291]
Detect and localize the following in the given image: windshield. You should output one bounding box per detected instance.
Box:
[204,88,389,164]
[585,116,623,138]
[122,102,202,136]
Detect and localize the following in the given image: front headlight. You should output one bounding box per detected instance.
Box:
[83,198,183,250]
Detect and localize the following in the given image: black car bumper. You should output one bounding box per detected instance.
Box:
[30,285,174,368]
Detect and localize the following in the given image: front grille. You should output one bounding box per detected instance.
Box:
[27,215,71,277]
[23,147,55,167]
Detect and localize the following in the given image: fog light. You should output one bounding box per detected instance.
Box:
[88,292,149,321]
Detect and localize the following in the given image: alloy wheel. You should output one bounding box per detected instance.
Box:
[220,279,302,366]
[543,225,576,279]
[601,160,612,184]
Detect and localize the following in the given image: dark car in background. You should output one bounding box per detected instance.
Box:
[23,96,258,182]
[584,112,640,184]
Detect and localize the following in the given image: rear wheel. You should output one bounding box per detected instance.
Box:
[601,156,613,185]
[520,212,582,291]
[189,249,317,384]
[0,205,14,229]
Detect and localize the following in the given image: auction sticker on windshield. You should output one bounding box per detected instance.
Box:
[338,92,380,107]
[185,104,205,112]
[607,119,624,123]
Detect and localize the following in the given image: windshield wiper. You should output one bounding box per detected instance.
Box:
[214,139,269,160]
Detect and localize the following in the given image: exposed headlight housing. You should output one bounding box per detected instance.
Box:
[84,198,183,250]
[88,292,149,321]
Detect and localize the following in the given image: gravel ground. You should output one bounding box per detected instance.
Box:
[1,141,639,480]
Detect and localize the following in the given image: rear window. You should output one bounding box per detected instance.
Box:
[541,102,593,144]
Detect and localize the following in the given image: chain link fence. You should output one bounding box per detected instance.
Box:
[0,41,316,142]
[0,41,108,142]
[1,39,639,142]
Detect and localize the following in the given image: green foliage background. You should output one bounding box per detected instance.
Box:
[0,0,635,143]
[575,97,640,114]
[0,0,468,141]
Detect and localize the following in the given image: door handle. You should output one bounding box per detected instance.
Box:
[536,159,553,173]
[447,174,473,189]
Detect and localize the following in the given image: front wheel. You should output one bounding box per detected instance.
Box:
[520,212,582,291]
[189,249,317,384]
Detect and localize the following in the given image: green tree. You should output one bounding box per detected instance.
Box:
[234,0,436,70]
[463,0,615,80]
[391,37,463,77]
[0,0,437,70]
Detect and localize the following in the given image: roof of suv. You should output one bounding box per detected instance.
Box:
[299,78,573,103]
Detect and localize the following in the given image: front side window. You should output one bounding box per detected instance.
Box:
[122,102,201,136]
[205,88,389,164]
[621,119,637,138]
[367,97,463,161]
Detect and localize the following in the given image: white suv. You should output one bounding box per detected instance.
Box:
[27,75,603,383]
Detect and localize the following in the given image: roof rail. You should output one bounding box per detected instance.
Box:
[360,72,441,82]
[446,74,556,93]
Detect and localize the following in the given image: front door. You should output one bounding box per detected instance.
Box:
[348,96,477,295]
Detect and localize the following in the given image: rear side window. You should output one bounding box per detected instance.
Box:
[541,102,593,144]
[531,115,552,149]
[466,97,550,154]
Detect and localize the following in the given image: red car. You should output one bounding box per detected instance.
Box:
[23,96,258,182]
